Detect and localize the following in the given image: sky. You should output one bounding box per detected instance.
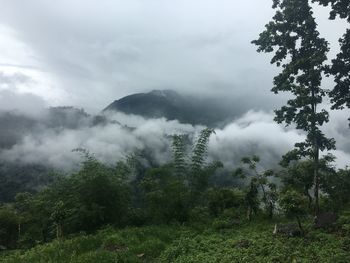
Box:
[0,0,349,170]
[0,0,347,112]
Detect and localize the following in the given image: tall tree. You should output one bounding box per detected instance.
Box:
[312,0,350,21]
[313,0,350,124]
[252,0,335,214]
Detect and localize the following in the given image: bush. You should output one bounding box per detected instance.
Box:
[188,206,211,225]
[279,189,308,233]
[0,206,18,249]
[212,218,233,230]
[207,188,245,217]
[141,166,191,224]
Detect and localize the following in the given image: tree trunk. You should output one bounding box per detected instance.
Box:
[296,216,304,235]
[304,188,313,209]
[259,182,270,217]
[56,224,62,239]
[247,207,252,221]
[311,93,320,216]
[314,145,320,216]
[260,184,267,203]
[18,222,21,242]
[268,203,273,219]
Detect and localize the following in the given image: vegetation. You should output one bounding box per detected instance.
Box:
[0,0,350,262]
[1,220,350,263]
[313,0,350,124]
[0,124,349,262]
[252,0,335,214]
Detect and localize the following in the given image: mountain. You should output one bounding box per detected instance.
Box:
[103,90,233,126]
[0,107,94,149]
[0,107,119,202]
[0,161,53,202]
[0,91,235,202]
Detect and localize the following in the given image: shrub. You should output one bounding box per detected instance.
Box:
[0,206,18,249]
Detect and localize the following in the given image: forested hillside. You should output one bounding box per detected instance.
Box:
[1,128,350,262]
[1,0,350,262]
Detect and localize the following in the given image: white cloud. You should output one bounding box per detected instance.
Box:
[1,0,345,112]
[0,1,348,171]
[1,110,348,171]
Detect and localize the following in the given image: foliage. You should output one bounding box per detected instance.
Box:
[0,206,19,249]
[312,0,350,124]
[141,165,191,223]
[312,0,350,22]
[4,222,348,263]
[234,156,277,219]
[1,155,132,247]
[279,189,309,233]
[0,120,349,262]
[188,206,211,225]
[171,128,220,193]
[0,162,54,203]
[172,134,187,177]
[1,1,350,262]
[279,158,336,210]
[191,128,215,174]
[328,29,350,114]
[45,157,131,234]
[321,167,350,211]
[170,128,222,203]
[160,222,350,262]
[206,188,245,217]
[0,225,186,263]
[252,0,336,214]
[244,180,260,221]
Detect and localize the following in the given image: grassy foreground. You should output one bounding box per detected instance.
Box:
[1,220,349,263]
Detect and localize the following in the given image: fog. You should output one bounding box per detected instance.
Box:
[0,0,349,171]
[0,107,348,172]
[0,0,347,111]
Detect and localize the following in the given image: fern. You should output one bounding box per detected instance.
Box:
[191,128,215,173]
[171,134,187,177]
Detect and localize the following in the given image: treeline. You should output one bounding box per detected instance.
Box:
[0,128,349,250]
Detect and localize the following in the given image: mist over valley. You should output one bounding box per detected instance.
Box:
[1,1,350,261]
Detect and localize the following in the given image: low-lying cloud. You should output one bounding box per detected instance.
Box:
[1,109,349,172]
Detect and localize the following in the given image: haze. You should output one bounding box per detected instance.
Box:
[0,0,349,169]
[0,0,347,111]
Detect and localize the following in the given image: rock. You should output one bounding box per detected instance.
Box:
[230,218,241,226]
[0,245,7,250]
[103,244,129,252]
[273,223,302,237]
[235,239,251,249]
[314,212,338,229]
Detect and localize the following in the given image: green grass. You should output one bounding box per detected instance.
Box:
[160,221,350,263]
[1,221,349,263]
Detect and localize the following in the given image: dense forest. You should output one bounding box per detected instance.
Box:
[1,127,350,262]
[1,0,350,262]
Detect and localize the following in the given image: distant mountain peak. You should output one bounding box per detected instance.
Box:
[149,89,179,98]
[103,89,233,126]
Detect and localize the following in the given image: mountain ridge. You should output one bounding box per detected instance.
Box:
[103,89,233,126]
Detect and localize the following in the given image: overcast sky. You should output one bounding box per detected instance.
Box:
[0,0,348,113]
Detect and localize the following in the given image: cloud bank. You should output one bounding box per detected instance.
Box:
[1,109,348,172]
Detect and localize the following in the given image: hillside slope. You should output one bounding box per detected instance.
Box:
[1,221,349,263]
